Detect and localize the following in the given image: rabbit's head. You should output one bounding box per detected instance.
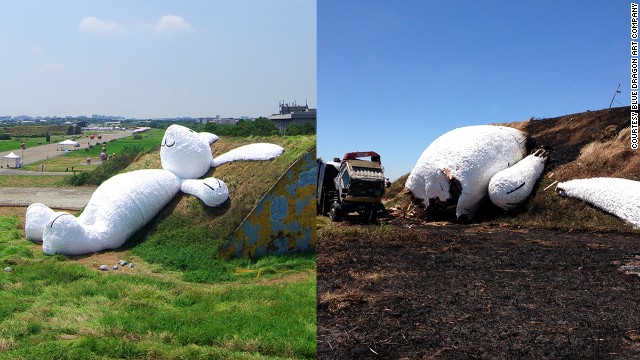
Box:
[160,124,218,179]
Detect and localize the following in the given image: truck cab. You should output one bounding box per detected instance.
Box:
[317,151,387,222]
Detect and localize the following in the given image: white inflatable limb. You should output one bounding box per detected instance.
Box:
[556,177,640,229]
[180,178,229,207]
[42,212,106,255]
[24,203,55,243]
[489,149,548,210]
[40,169,181,255]
[212,143,285,167]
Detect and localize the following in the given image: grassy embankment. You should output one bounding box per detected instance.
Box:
[125,135,317,283]
[0,134,317,359]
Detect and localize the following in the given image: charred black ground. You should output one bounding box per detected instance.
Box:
[317,107,640,359]
[318,221,640,359]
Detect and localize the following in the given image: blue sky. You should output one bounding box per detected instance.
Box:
[318,1,629,180]
[0,0,316,119]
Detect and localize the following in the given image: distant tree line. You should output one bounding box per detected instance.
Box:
[284,122,315,135]
[203,117,315,137]
[203,117,278,136]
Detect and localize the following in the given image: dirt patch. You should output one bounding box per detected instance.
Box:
[0,206,28,220]
[317,220,640,359]
[70,249,146,274]
[256,270,316,286]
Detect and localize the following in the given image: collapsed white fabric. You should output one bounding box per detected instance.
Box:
[556,177,640,229]
[405,125,528,220]
[25,124,284,255]
[489,152,547,210]
[212,143,284,167]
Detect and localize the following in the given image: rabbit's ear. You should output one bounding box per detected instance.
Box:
[212,143,284,167]
[197,132,219,145]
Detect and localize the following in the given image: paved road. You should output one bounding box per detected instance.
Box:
[0,131,133,210]
[0,187,96,210]
[0,130,133,168]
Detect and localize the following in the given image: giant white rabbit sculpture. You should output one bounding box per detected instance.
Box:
[25,124,284,255]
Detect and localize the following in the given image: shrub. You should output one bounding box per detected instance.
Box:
[66,147,144,186]
[67,171,91,186]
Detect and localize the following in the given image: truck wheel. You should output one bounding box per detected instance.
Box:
[329,204,342,222]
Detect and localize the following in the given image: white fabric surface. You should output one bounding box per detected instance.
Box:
[489,153,546,210]
[212,143,284,167]
[557,177,640,229]
[406,125,528,219]
[180,178,229,207]
[38,170,181,255]
[160,124,217,179]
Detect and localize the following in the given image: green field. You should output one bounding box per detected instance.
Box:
[22,130,164,172]
[0,214,315,359]
[0,136,85,153]
[0,175,67,188]
[0,133,317,359]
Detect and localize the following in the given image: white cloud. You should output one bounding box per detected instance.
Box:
[153,15,193,33]
[32,45,45,53]
[79,16,122,33]
[40,62,65,74]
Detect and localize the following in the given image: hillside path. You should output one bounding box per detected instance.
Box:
[0,187,96,210]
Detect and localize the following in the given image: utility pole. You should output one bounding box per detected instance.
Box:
[609,84,621,108]
[21,139,26,168]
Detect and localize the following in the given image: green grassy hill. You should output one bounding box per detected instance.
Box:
[124,135,317,283]
[0,134,317,359]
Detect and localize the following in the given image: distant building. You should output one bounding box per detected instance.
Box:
[269,101,316,135]
[196,118,213,125]
[196,117,237,125]
[103,121,121,127]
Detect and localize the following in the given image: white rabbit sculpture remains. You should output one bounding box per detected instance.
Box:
[405,125,548,221]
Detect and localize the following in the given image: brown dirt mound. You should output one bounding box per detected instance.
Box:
[507,107,631,169]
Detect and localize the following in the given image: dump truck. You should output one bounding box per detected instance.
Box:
[316,151,387,222]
